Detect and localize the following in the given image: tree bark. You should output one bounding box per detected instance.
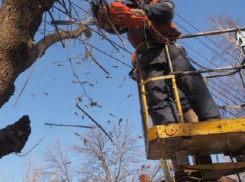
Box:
[0,115,31,158]
[0,0,57,107]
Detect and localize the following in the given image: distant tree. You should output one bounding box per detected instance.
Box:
[6,122,162,182]
[0,140,74,182]
[22,155,43,182]
[71,121,164,182]
[42,140,74,182]
[206,13,245,118]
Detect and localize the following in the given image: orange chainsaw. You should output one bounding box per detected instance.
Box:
[51,1,148,31]
[51,0,181,44]
[97,1,148,30]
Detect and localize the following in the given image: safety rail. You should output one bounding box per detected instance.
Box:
[137,27,245,132]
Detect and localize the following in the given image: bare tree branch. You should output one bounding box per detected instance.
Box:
[72,122,147,182]
[23,25,91,71]
[76,103,114,143]
[42,140,73,182]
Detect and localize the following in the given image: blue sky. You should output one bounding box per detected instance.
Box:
[0,0,245,181]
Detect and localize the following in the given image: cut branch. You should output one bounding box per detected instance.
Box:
[76,103,114,143]
[45,123,96,129]
[0,115,31,158]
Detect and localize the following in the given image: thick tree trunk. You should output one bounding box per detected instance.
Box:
[0,0,56,107]
[0,115,31,158]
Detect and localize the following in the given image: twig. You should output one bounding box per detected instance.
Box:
[45,123,96,129]
[57,0,72,17]
[81,34,110,75]
[84,41,132,68]
[70,1,93,16]
[68,58,91,100]
[48,10,65,48]
[76,103,114,143]
[15,135,46,157]
[13,13,48,106]
[13,45,44,106]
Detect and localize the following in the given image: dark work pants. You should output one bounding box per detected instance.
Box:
[139,43,221,125]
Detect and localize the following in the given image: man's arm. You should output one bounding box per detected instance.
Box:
[144,0,175,22]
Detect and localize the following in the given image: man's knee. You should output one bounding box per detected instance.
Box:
[184,109,198,123]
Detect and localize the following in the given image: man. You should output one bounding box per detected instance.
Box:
[95,0,220,181]
[126,0,221,125]
[126,2,220,180]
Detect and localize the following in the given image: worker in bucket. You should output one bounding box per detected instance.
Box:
[94,0,221,180]
[94,0,220,124]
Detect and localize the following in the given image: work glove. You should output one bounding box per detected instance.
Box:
[129,68,139,81]
[130,9,145,17]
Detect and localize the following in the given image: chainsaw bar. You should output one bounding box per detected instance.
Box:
[51,17,98,25]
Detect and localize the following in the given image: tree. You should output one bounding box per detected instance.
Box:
[0,0,90,157]
[206,13,245,118]
[42,140,74,182]
[0,121,164,182]
[71,121,163,182]
[22,155,43,182]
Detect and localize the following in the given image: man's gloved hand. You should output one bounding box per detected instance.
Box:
[130,9,145,17]
[129,68,139,81]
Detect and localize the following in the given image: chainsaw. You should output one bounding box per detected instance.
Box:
[51,0,181,45]
[51,1,148,31]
